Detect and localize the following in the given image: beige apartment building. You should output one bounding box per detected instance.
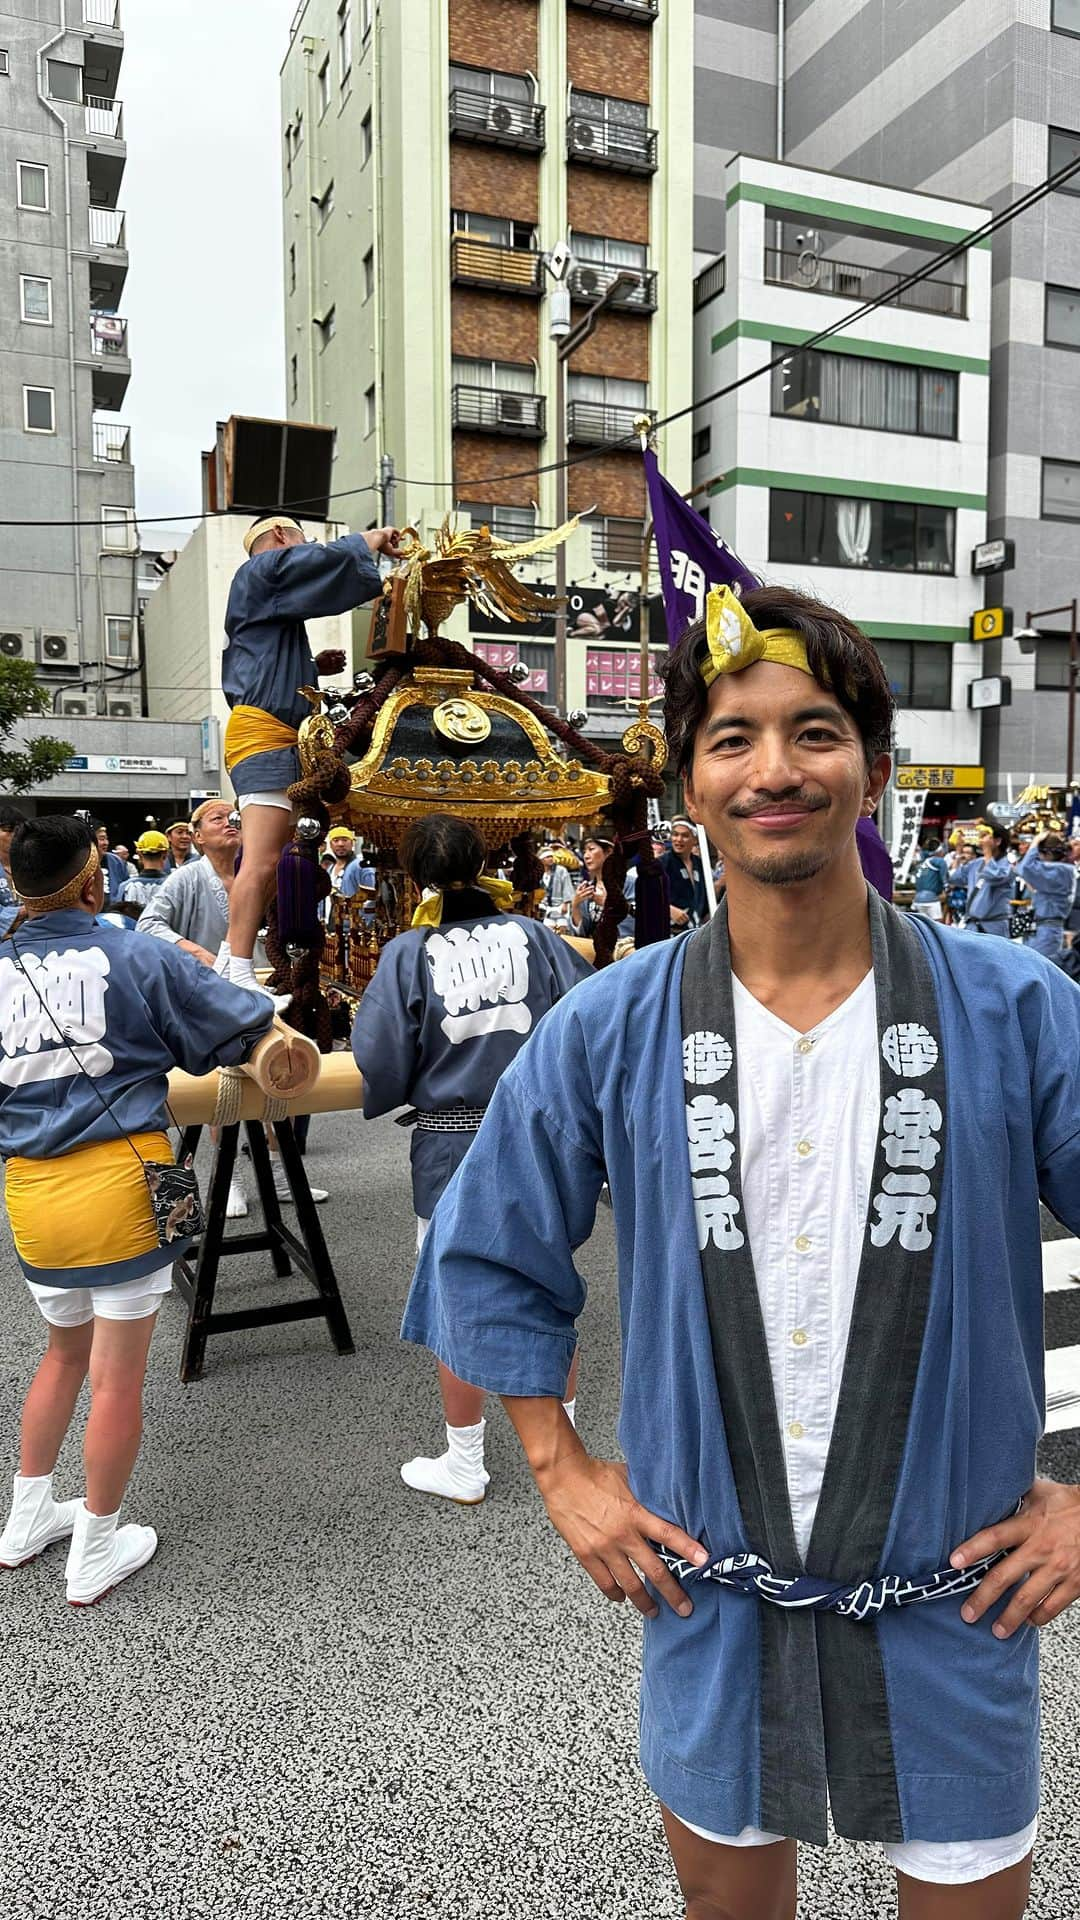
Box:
[280,0,693,733]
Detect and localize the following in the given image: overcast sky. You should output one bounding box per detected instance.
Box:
[123,0,298,547]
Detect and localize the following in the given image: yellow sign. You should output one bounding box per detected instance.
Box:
[896,765,985,792]
[970,607,1012,642]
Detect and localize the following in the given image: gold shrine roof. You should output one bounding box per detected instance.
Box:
[337,668,614,848]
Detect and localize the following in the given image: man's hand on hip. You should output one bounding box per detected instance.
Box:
[537,1453,709,1621]
[951,1477,1080,1636]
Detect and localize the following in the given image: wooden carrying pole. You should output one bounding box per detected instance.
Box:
[168,1050,361,1128]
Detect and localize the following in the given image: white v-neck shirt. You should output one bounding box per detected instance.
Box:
[732,969,879,1561]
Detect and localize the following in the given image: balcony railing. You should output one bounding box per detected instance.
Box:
[89,206,126,248]
[92,421,131,462]
[566,401,648,447]
[568,261,657,313]
[452,386,546,439]
[84,0,121,25]
[764,246,966,319]
[85,94,124,138]
[693,255,726,310]
[450,234,543,296]
[567,114,657,174]
[569,0,657,16]
[449,88,545,152]
[89,315,128,356]
[590,519,647,570]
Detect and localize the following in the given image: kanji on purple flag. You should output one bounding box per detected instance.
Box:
[644,446,759,652]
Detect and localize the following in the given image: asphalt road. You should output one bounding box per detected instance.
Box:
[0,1112,1076,1920]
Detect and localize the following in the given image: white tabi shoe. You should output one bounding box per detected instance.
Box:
[65,1502,158,1607]
[225,1178,249,1219]
[400,1420,490,1506]
[0,1474,79,1568]
[271,1164,328,1205]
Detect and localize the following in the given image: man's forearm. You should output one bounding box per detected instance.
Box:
[502,1394,585,1489]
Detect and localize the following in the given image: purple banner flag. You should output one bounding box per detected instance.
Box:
[644,446,759,652]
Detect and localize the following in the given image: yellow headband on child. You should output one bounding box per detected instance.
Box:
[243,515,303,556]
[701,586,814,688]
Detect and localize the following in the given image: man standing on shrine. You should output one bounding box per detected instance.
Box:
[404,581,1080,1918]
[220,511,399,1001]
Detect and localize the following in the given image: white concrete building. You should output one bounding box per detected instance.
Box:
[693,154,993,837]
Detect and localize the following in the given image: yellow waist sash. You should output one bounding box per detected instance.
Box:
[224,705,299,776]
[6,1132,171,1273]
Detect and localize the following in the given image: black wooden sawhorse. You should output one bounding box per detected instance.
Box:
[172,1117,354,1382]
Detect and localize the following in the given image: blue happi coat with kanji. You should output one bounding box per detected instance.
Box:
[403,909,1080,1845]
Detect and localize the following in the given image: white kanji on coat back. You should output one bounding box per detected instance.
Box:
[427,921,533,1044]
[0,946,113,1087]
[683,1029,733,1085]
[881,1022,939,1078]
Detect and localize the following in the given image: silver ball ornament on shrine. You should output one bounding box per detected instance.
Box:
[567,709,588,730]
[507,662,531,684]
[327,702,351,725]
[295,816,324,844]
[353,670,376,694]
[227,810,242,833]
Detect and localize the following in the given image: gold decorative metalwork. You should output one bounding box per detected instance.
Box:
[621,714,668,773]
[432,698,492,746]
[297,686,338,777]
[393,515,580,637]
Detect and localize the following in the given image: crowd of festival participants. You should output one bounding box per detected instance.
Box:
[0,510,1078,1919]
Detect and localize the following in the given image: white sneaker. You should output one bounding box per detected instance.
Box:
[225,1179,249,1220]
[400,1420,489,1505]
[272,1166,328,1205]
[0,1474,79,1568]
[65,1502,158,1607]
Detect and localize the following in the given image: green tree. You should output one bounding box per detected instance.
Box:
[0,657,74,795]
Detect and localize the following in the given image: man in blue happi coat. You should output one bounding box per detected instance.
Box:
[1016,831,1076,959]
[957,826,1015,935]
[220,511,398,999]
[404,580,1080,1919]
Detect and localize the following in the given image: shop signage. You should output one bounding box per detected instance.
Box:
[64,754,187,776]
[896,765,984,792]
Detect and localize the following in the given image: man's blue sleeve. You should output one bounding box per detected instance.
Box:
[339,859,362,899]
[1030,966,1080,1234]
[146,947,275,1076]
[267,534,383,622]
[401,1012,606,1397]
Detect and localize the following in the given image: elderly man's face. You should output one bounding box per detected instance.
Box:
[193,804,240,857]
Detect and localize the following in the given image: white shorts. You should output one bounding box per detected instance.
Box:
[237,790,295,814]
[910,899,944,920]
[675,1813,1038,1887]
[25,1263,173,1328]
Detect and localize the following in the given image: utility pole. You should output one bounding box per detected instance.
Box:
[1015,599,1078,790]
[544,244,643,716]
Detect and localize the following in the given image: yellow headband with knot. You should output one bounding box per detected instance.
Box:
[18,843,100,913]
[412,874,516,929]
[701,586,815,688]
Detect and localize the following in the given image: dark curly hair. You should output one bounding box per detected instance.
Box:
[662,585,895,777]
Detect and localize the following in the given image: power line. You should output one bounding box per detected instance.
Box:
[5,147,1079,531]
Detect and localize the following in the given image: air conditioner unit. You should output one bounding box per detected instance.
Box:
[58,690,93,716]
[488,101,515,136]
[106,697,137,718]
[572,118,596,150]
[38,629,82,675]
[0,628,35,662]
[576,266,601,297]
[837,271,863,296]
[497,392,525,425]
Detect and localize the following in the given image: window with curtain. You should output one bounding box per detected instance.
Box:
[1042,459,1080,519]
[568,374,646,407]
[451,64,532,103]
[452,357,536,393]
[873,641,952,709]
[772,347,957,438]
[1049,125,1080,193]
[570,231,647,270]
[769,491,956,574]
[1046,284,1080,347]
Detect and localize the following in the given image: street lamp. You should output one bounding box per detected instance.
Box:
[1015,601,1078,789]
[543,242,643,715]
